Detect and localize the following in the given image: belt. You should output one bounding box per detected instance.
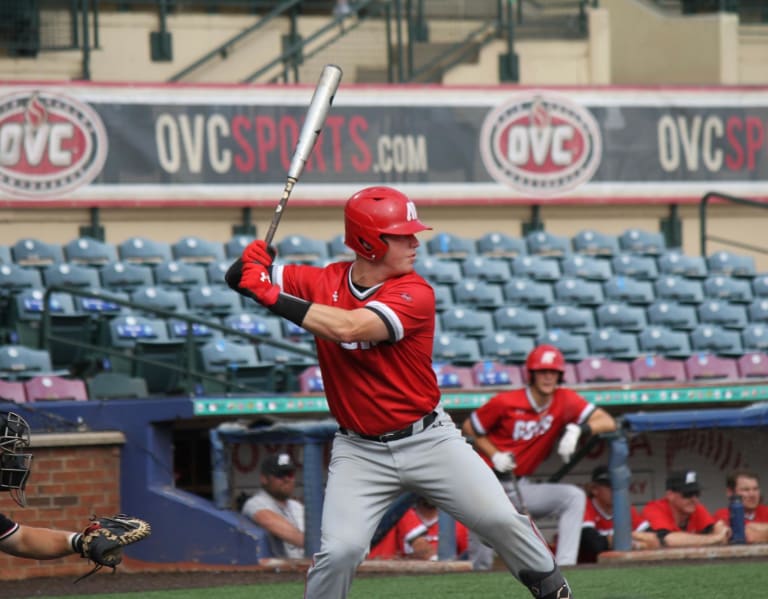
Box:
[339,411,438,443]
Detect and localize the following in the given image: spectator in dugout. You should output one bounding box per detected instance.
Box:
[578,465,659,563]
[713,469,768,544]
[369,496,469,560]
[241,453,305,559]
[642,470,731,548]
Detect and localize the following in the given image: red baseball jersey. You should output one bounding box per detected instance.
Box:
[274,261,440,436]
[395,507,469,557]
[713,504,768,524]
[642,498,716,533]
[469,387,595,476]
[583,499,650,535]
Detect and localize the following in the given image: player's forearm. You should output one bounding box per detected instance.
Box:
[300,303,389,344]
[586,408,617,435]
[746,522,768,544]
[1,526,77,559]
[662,530,728,547]
[253,513,305,549]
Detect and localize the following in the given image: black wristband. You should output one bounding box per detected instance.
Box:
[269,292,312,327]
[579,422,592,437]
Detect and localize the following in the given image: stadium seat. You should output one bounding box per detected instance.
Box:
[706,251,756,278]
[206,260,232,287]
[167,318,218,343]
[460,256,512,283]
[171,236,225,265]
[493,306,546,338]
[452,279,505,309]
[575,357,632,384]
[63,237,118,268]
[475,232,527,259]
[525,230,571,259]
[117,237,172,266]
[100,262,155,294]
[752,274,768,298]
[108,314,170,349]
[23,375,88,401]
[697,300,748,330]
[657,251,708,279]
[521,358,578,385]
[646,300,699,331]
[0,379,26,403]
[0,345,54,380]
[415,258,463,286]
[654,275,704,304]
[618,228,666,255]
[748,298,768,324]
[327,234,354,261]
[223,312,283,340]
[154,261,209,291]
[42,263,101,290]
[478,332,534,364]
[603,276,655,305]
[11,238,63,268]
[587,328,640,361]
[742,323,768,352]
[130,286,188,315]
[433,333,481,366]
[257,342,316,391]
[426,233,476,260]
[637,326,691,359]
[224,235,256,260]
[684,353,740,382]
[689,324,743,357]
[198,337,276,394]
[511,255,561,282]
[571,229,620,257]
[553,277,604,307]
[471,360,523,387]
[611,253,659,280]
[9,288,79,349]
[0,264,43,337]
[186,285,242,317]
[629,354,686,383]
[561,254,613,282]
[536,330,589,363]
[276,234,329,264]
[703,275,753,304]
[86,371,149,400]
[433,283,455,312]
[736,352,768,379]
[298,365,324,393]
[595,302,647,333]
[135,336,200,396]
[280,320,314,345]
[544,304,596,335]
[0,245,11,264]
[503,278,554,309]
[440,307,495,338]
[432,362,474,389]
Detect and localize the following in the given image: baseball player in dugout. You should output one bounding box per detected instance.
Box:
[0,411,86,559]
[713,469,768,544]
[461,344,618,568]
[642,470,731,547]
[226,186,574,598]
[241,453,305,559]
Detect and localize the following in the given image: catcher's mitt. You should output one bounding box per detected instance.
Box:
[75,514,151,582]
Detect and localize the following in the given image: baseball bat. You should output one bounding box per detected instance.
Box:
[499,471,529,516]
[263,64,343,246]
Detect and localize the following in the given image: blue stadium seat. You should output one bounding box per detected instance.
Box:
[502,278,554,308]
[561,254,613,281]
[167,318,218,343]
[471,360,524,387]
[637,326,692,359]
[571,229,620,257]
[553,277,604,307]
[117,237,173,266]
[611,253,659,281]
[0,245,11,264]
[630,354,686,383]
[595,302,647,333]
[697,300,748,330]
[63,237,118,268]
[603,276,655,305]
[171,236,225,265]
[108,314,170,348]
[475,232,527,259]
[75,290,128,319]
[536,330,589,363]
[657,251,708,279]
[327,234,354,261]
[654,275,705,304]
[544,304,596,335]
[0,345,55,380]
[478,332,534,364]
[276,235,329,264]
[198,337,277,394]
[100,261,155,294]
[206,260,232,286]
[741,323,768,352]
[42,263,101,290]
[224,235,256,260]
[525,230,571,259]
[433,333,481,366]
[704,275,753,304]
[426,233,476,260]
[433,283,455,313]
[0,263,43,295]
[647,300,699,331]
[748,298,768,324]
[618,228,666,256]
[752,274,768,298]
[689,324,743,357]
[257,342,317,392]
[706,251,756,278]
[440,307,495,338]
[186,285,242,317]
[223,312,283,340]
[575,357,632,384]
[684,353,740,382]
[415,257,463,286]
[130,286,188,315]
[493,306,546,338]
[511,255,561,282]
[587,328,640,361]
[452,279,505,310]
[11,238,63,268]
[432,362,474,389]
[154,260,209,292]
[461,256,512,283]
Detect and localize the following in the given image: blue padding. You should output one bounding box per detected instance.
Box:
[622,402,768,432]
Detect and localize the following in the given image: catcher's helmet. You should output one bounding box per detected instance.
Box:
[344,186,431,261]
[0,411,32,507]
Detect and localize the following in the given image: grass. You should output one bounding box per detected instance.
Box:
[35,561,768,599]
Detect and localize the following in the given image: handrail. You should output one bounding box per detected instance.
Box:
[699,191,768,256]
[39,285,316,395]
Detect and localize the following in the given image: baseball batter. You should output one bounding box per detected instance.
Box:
[462,345,617,567]
[226,186,573,599]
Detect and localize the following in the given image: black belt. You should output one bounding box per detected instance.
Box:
[340,411,438,443]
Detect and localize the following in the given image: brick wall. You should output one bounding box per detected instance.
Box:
[0,432,124,581]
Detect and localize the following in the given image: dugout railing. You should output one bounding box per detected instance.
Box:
[699,191,768,259]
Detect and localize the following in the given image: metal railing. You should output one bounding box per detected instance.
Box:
[699,191,768,257]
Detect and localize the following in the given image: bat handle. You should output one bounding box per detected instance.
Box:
[264,177,296,246]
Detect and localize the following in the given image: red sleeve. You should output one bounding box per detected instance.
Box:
[688,504,716,532]
[558,388,595,424]
[642,499,679,531]
[368,527,398,559]
[472,392,510,435]
[713,508,729,523]
[755,505,768,523]
[456,521,469,556]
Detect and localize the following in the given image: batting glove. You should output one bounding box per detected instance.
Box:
[242,240,275,267]
[239,262,281,307]
[557,423,583,463]
[491,451,516,474]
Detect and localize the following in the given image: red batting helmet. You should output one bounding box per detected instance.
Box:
[344,186,431,261]
[526,344,566,373]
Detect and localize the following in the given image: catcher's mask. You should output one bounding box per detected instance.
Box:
[344,186,431,261]
[0,411,33,507]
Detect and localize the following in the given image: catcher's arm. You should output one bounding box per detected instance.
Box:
[76,514,152,582]
[0,524,80,560]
